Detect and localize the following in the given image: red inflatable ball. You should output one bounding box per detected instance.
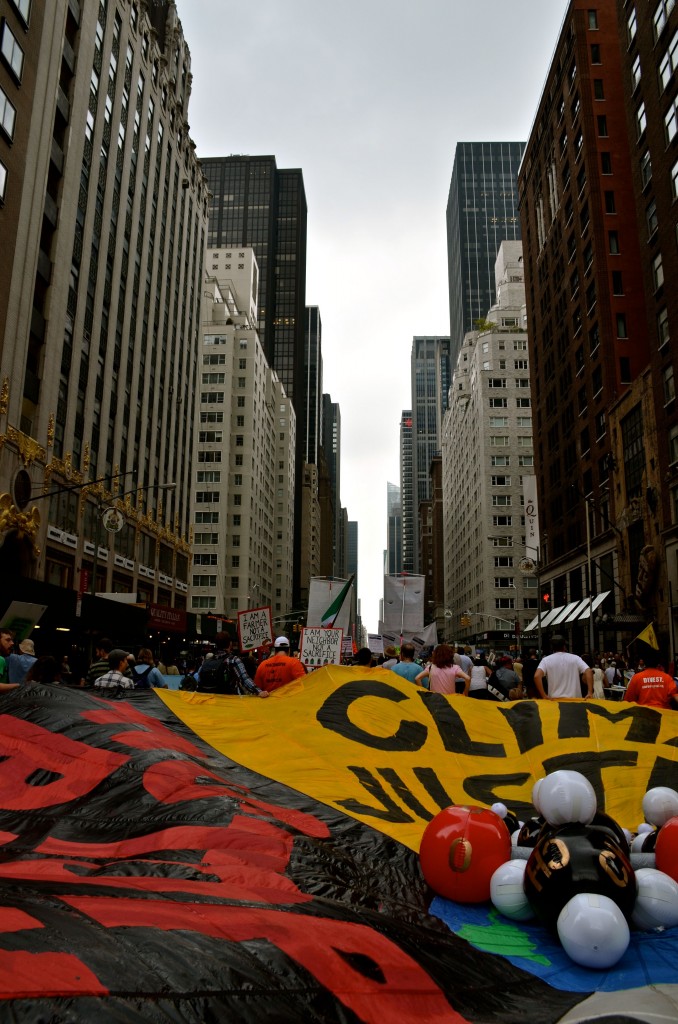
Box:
[419,804,511,903]
[655,816,678,882]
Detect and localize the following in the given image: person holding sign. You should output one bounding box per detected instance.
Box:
[255,637,306,693]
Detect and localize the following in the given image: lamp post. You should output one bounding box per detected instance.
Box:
[89,481,176,597]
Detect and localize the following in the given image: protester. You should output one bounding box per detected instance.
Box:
[83,637,114,687]
[521,648,540,698]
[624,648,678,709]
[388,643,420,683]
[468,653,493,695]
[0,630,20,692]
[7,638,37,683]
[454,646,473,674]
[199,632,268,696]
[494,655,522,699]
[381,646,398,670]
[25,656,63,685]
[132,648,168,688]
[254,636,305,693]
[416,644,470,695]
[534,636,593,699]
[93,649,135,691]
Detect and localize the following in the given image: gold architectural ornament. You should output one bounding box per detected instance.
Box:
[46,414,55,448]
[83,443,90,472]
[43,453,83,488]
[0,378,9,416]
[0,493,41,554]
[6,426,47,469]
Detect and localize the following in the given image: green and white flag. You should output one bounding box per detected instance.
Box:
[321,575,355,629]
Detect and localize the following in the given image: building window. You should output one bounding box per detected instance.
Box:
[519,455,534,467]
[612,270,623,295]
[588,9,598,29]
[495,577,515,588]
[604,190,616,213]
[594,78,605,99]
[491,455,510,467]
[665,97,678,142]
[489,397,508,408]
[664,365,676,405]
[198,430,222,443]
[653,253,665,290]
[0,160,6,204]
[0,21,24,81]
[491,476,511,486]
[516,397,531,408]
[590,43,601,63]
[620,357,632,384]
[490,436,509,447]
[492,515,513,527]
[670,423,678,464]
[627,7,637,43]
[492,495,512,507]
[640,150,652,188]
[0,86,16,141]
[632,53,641,89]
[597,115,608,137]
[608,230,620,254]
[616,313,628,338]
[517,416,532,428]
[601,152,612,175]
[489,416,509,427]
[495,598,515,610]
[658,307,670,348]
[660,29,678,89]
[647,200,659,237]
[654,0,676,39]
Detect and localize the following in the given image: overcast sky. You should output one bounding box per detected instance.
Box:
[177,0,568,633]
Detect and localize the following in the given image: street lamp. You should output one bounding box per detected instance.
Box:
[90,481,176,597]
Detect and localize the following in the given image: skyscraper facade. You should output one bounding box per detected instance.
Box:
[446,141,525,359]
[0,0,207,616]
[399,410,414,572]
[410,336,451,572]
[518,0,650,648]
[386,482,402,575]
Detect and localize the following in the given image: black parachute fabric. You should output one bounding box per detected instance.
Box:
[0,683,616,1022]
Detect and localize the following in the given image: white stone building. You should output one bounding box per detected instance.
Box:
[442,242,538,643]
[191,249,295,622]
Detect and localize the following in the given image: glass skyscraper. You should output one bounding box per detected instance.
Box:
[446,141,525,359]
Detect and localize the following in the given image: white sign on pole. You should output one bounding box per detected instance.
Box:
[367,633,384,655]
[238,605,273,651]
[300,627,343,667]
[523,476,540,558]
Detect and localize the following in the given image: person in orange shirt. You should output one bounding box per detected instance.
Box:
[254,636,306,693]
[625,649,678,709]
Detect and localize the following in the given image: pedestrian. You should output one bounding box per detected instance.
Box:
[25,656,63,685]
[199,631,269,697]
[388,642,421,683]
[521,648,540,699]
[83,637,114,687]
[494,655,523,699]
[454,646,473,674]
[0,630,20,692]
[93,649,135,691]
[254,636,306,693]
[534,636,593,700]
[381,645,398,670]
[467,653,493,699]
[625,650,678,709]
[353,647,375,668]
[7,637,37,683]
[132,648,168,688]
[416,643,470,695]
[590,657,605,699]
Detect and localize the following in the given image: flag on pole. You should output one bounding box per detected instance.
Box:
[633,622,659,650]
[321,575,355,628]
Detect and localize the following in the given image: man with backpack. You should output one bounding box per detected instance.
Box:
[196,632,269,697]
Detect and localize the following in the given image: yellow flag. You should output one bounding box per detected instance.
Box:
[634,622,659,649]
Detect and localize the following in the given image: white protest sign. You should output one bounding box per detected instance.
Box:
[300,626,343,667]
[367,633,385,655]
[238,605,273,651]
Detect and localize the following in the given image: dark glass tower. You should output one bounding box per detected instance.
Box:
[446,141,525,358]
[200,155,307,410]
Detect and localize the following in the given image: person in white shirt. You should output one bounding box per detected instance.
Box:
[534,636,593,700]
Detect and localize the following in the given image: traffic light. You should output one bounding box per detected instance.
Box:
[461,615,471,627]
[541,591,551,610]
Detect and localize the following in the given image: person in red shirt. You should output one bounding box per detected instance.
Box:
[254,636,306,693]
[625,649,678,709]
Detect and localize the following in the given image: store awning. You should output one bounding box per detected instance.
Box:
[523,592,611,634]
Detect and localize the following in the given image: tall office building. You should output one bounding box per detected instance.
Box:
[0,1,207,625]
[446,141,525,359]
[200,156,307,412]
[322,393,341,574]
[191,252,295,621]
[518,0,650,648]
[386,482,402,575]
[443,243,537,643]
[200,155,308,604]
[399,410,414,572]
[410,336,451,573]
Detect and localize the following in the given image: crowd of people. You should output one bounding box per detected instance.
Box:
[0,626,676,709]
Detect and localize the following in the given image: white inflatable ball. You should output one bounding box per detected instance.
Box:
[557,893,630,969]
[637,822,653,834]
[623,828,633,846]
[538,770,597,827]
[490,859,534,922]
[642,788,678,828]
[632,868,678,931]
[491,802,508,819]
[631,832,649,853]
[532,779,545,815]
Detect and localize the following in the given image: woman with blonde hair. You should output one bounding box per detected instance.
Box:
[416,644,470,695]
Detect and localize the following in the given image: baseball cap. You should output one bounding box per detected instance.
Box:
[274,636,290,648]
[108,648,131,668]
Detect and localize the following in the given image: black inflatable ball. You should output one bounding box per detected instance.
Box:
[503,810,521,835]
[588,811,631,856]
[516,816,547,848]
[641,828,658,853]
[523,823,637,930]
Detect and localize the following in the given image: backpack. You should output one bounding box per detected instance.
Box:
[134,664,154,689]
[486,671,510,702]
[195,654,244,694]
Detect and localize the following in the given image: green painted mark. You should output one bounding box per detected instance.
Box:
[457,909,551,966]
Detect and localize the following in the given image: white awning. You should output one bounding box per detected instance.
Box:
[522,593,612,633]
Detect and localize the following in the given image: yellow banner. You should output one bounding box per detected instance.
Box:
[158,666,678,851]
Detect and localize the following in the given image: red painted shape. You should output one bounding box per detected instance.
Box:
[0,951,107,998]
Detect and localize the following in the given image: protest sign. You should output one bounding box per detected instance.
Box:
[238,606,273,651]
[300,626,343,667]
